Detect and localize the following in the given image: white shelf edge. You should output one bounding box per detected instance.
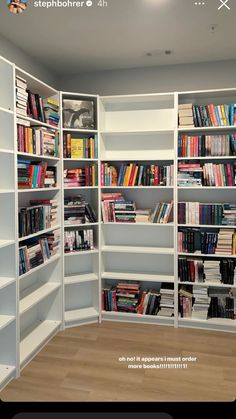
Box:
[0,365,16,390]
[65,273,98,285]
[0,106,14,115]
[19,225,60,242]
[19,282,61,315]
[0,189,15,194]
[102,222,174,227]
[0,277,15,290]
[101,271,174,283]
[179,281,236,288]
[102,245,174,255]
[178,252,236,258]
[178,126,236,132]
[64,186,98,190]
[65,307,99,323]
[17,152,60,161]
[64,222,99,228]
[19,254,60,280]
[16,114,59,131]
[62,128,98,133]
[18,187,60,193]
[100,129,174,135]
[178,224,236,229]
[178,186,236,190]
[102,311,174,322]
[0,149,14,155]
[0,315,15,331]
[64,249,99,256]
[101,186,173,189]
[63,158,98,162]
[0,240,15,249]
[178,156,236,160]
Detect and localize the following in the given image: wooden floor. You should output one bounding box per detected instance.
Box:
[1,321,236,401]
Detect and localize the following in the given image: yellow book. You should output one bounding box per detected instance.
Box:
[220,105,227,126]
[124,164,133,186]
[71,138,84,158]
[29,129,33,154]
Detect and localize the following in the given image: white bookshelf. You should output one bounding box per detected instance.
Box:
[61,92,100,328]
[100,94,176,324]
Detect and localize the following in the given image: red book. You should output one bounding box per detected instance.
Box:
[154,165,159,186]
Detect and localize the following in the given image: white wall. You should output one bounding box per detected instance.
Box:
[57,60,236,95]
[0,34,56,87]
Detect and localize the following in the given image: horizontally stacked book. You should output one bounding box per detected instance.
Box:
[178,162,236,187]
[17,125,59,158]
[101,192,173,224]
[64,165,98,187]
[178,103,236,128]
[64,195,97,226]
[18,159,57,189]
[101,163,174,187]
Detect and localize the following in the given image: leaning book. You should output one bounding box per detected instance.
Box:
[63,99,95,129]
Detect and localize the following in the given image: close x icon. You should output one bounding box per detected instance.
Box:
[218,0,230,10]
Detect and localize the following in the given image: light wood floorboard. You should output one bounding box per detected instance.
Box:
[1,321,236,401]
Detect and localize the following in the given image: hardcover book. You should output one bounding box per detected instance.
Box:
[63,99,95,129]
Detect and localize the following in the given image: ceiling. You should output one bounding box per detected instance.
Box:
[0,0,235,76]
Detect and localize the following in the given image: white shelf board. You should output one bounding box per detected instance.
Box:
[20,320,61,368]
[178,126,236,132]
[0,365,16,390]
[178,252,236,258]
[0,240,15,249]
[178,317,236,327]
[17,152,59,161]
[179,281,236,288]
[64,249,99,256]
[101,129,174,135]
[19,225,60,242]
[16,114,58,131]
[0,189,15,194]
[0,315,15,331]
[102,222,174,227]
[101,157,174,162]
[19,254,60,280]
[63,158,98,162]
[178,156,236,160]
[178,186,236,190]
[0,106,14,115]
[102,271,174,283]
[0,149,14,155]
[64,222,99,228]
[65,307,99,324]
[65,273,98,285]
[64,186,98,190]
[178,224,236,229]
[102,311,174,324]
[102,245,174,255]
[18,187,60,193]
[0,277,15,290]
[101,186,173,189]
[20,282,60,315]
[62,128,98,133]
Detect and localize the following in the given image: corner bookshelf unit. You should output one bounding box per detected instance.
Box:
[61,92,100,328]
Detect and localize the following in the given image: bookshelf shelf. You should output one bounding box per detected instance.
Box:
[19,254,60,280]
[20,282,61,315]
[62,128,98,133]
[0,149,14,155]
[178,187,236,190]
[101,311,174,325]
[101,271,174,283]
[101,186,173,189]
[16,115,58,131]
[178,252,236,258]
[0,365,16,390]
[0,277,15,291]
[18,188,60,193]
[64,249,99,257]
[178,224,236,228]
[65,273,98,285]
[102,245,174,255]
[102,222,174,227]
[0,240,15,250]
[178,281,236,288]
[64,186,98,190]
[63,158,98,162]
[20,320,61,369]
[101,129,174,135]
[178,126,236,133]
[17,152,60,161]
[178,156,236,161]
[65,307,99,325]
[0,189,15,194]
[64,223,99,228]
[0,107,14,115]
[18,225,61,242]
[178,317,236,327]
[0,315,15,331]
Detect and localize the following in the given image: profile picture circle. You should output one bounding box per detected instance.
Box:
[7,0,27,14]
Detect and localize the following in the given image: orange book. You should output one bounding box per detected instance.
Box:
[132,166,139,186]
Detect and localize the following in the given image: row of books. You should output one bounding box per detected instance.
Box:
[18,199,58,238]
[64,229,94,253]
[18,159,57,189]
[178,103,236,127]
[102,283,174,317]
[64,166,98,187]
[177,162,236,187]
[63,134,97,159]
[64,195,97,225]
[178,228,236,255]
[178,134,236,157]
[19,229,60,276]
[178,257,236,285]
[178,202,236,226]
[101,163,174,187]
[17,124,59,157]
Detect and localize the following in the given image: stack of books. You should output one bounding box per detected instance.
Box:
[17,125,59,158]
[178,162,236,187]
[64,166,97,187]
[101,192,151,224]
[15,75,28,117]
[157,286,174,317]
[19,237,51,276]
[208,288,235,319]
[178,104,194,128]
[150,201,173,224]
[178,163,202,187]
[192,286,211,320]
[64,195,97,225]
[215,229,236,255]
[204,260,222,285]
[27,90,45,122]
[43,98,60,127]
[63,134,97,159]
[178,202,223,225]
[116,283,141,313]
[18,200,58,238]
[64,229,94,253]
[137,289,161,315]
[101,163,174,187]
[178,258,204,283]
[179,286,193,318]
[17,159,57,189]
[40,228,60,257]
[178,134,235,158]
[222,204,236,226]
